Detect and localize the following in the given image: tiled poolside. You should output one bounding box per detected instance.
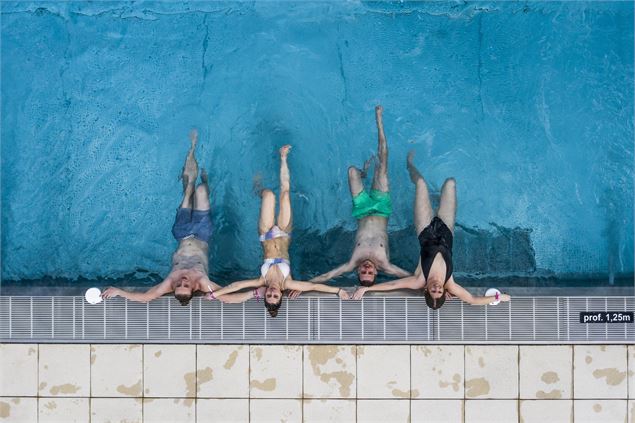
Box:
[1,343,633,422]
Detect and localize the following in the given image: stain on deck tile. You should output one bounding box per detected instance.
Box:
[184,367,213,397]
[251,378,276,391]
[253,347,263,361]
[465,378,490,397]
[224,351,239,369]
[536,389,562,399]
[592,368,626,386]
[50,384,80,395]
[0,401,9,418]
[541,371,559,384]
[439,374,462,392]
[117,379,142,396]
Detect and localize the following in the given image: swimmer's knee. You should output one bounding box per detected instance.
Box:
[195,184,209,196]
[348,166,360,179]
[261,189,275,201]
[444,177,456,188]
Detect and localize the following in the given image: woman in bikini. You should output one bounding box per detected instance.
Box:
[352,152,511,309]
[208,145,349,316]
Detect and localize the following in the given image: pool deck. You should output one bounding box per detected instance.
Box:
[1,343,634,422]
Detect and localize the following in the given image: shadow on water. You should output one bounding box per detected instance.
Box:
[3,223,632,294]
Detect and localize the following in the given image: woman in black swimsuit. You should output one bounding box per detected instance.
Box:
[352,152,511,308]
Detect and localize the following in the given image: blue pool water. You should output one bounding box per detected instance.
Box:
[1,1,633,286]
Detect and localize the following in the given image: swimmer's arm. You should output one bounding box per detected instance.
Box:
[352,274,424,299]
[102,278,172,303]
[446,277,511,305]
[286,280,349,299]
[200,276,222,292]
[212,278,263,297]
[216,291,255,304]
[309,262,355,283]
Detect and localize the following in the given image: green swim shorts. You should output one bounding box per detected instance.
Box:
[352,189,392,219]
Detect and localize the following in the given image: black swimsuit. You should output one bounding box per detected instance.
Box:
[418,217,454,282]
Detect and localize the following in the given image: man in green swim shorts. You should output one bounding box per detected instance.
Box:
[309,105,411,287]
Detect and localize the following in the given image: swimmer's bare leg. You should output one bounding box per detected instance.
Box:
[408,151,433,234]
[179,130,199,208]
[371,105,389,193]
[181,129,199,193]
[347,155,372,199]
[277,145,292,231]
[193,169,210,212]
[258,189,276,236]
[437,177,457,233]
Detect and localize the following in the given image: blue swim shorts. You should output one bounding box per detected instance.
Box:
[171,208,212,242]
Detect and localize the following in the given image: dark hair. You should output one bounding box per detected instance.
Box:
[357,272,376,287]
[265,297,282,317]
[424,290,446,310]
[175,292,193,306]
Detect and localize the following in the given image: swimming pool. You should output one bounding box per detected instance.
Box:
[1,1,633,289]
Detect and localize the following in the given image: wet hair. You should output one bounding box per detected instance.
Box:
[265,297,282,317]
[424,290,446,310]
[175,292,193,306]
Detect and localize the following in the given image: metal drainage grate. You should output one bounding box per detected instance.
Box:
[0,296,633,344]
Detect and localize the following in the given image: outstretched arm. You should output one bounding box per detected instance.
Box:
[286,280,349,299]
[102,278,173,303]
[211,278,263,298]
[445,277,511,305]
[309,261,356,283]
[217,290,259,304]
[352,274,425,299]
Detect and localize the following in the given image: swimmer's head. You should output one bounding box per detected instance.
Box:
[357,260,377,287]
[175,291,193,306]
[424,278,445,309]
[175,278,194,306]
[264,286,282,317]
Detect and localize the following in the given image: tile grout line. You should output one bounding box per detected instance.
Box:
[248,344,251,423]
[301,345,304,423]
[571,345,575,422]
[142,344,145,423]
[463,345,466,423]
[409,345,412,423]
[195,344,198,423]
[355,344,358,423]
[37,344,40,423]
[516,345,520,422]
[89,344,92,422]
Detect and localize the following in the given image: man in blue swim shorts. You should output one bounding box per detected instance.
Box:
[307,105,411,288]
[102,130,219,305]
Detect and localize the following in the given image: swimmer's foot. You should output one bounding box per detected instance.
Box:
[360,155,374,179]
[407,151,423,184]
[279,144,292,159]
